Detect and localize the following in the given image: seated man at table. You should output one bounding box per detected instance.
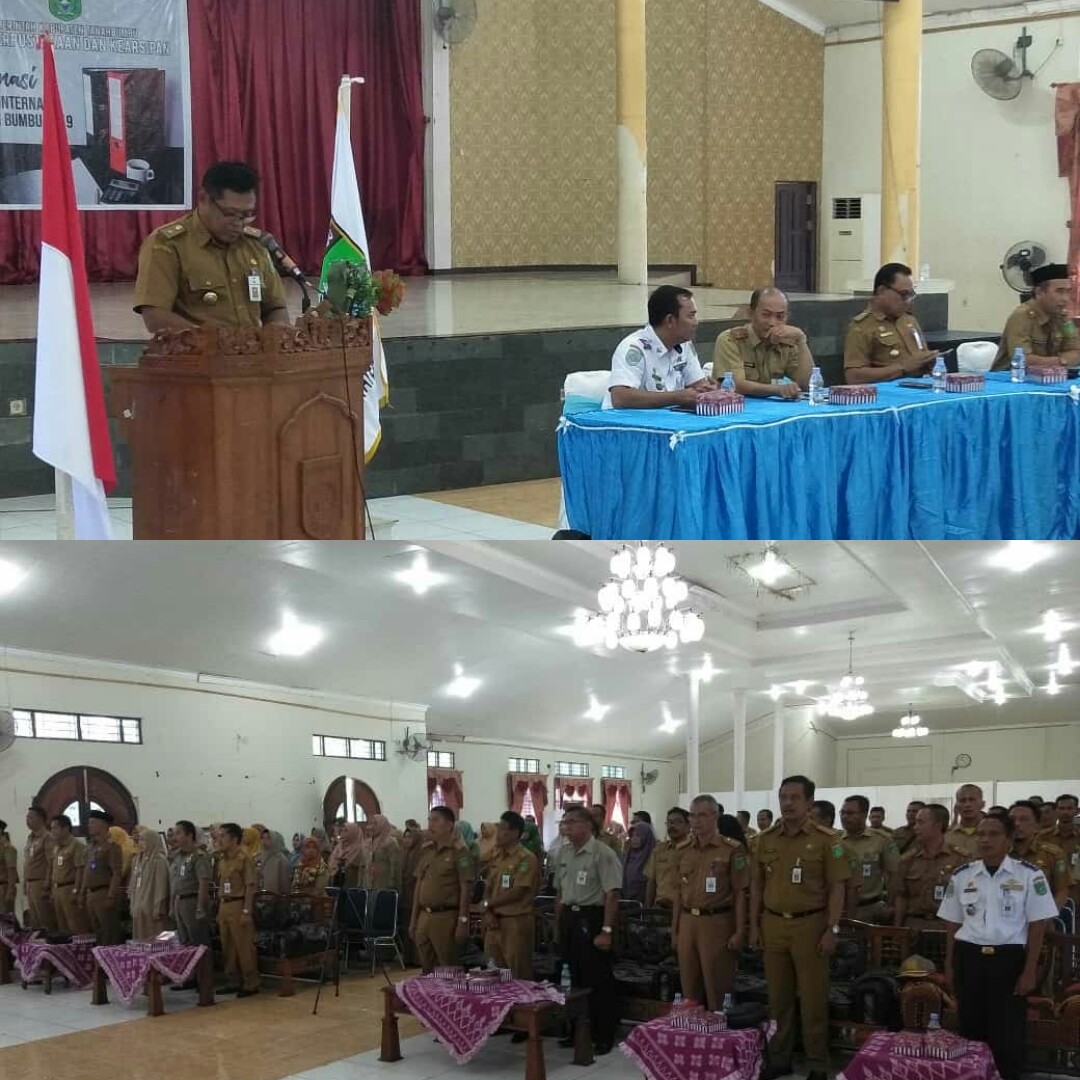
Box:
[603,285,715,409]
[991,263,1080,371]
[713,287,812,400]
[843,263,938,383]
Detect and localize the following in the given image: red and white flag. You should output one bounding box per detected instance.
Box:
[32,35,115,539]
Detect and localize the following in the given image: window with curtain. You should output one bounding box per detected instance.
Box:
[427,768,463,815]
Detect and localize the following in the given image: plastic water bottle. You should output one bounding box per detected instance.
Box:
[672,992,683,1006]
[559,964,572,992]
[721,370,735,393]
[722,993,734,1013]
[932,357,947,393]
[808,366,824,406]
[1011,346,1026,383]
[927,1012,941,1031]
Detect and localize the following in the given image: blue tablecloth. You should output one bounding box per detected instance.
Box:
[557,374,1080,539]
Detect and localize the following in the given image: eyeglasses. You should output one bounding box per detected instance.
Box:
[887,286,917,301]
[209,197,257,223]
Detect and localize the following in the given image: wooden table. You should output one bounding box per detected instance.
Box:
[380,984,594,1080]
[91,948,215,1016]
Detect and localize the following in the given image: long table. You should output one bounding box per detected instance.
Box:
[557,374,1080,539]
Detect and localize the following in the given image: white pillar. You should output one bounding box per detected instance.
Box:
[686,673,701,798]
[615,0,648,285]
[772,702,785,795]
[732,689,747,815]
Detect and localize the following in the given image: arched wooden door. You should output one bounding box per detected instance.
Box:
[322,776,381,834]
[35,766,138,838]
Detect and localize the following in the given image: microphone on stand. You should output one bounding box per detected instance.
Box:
[244,227,312,312]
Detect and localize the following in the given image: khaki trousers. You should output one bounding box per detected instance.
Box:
[26,880,57,931]
[133,913,168,941]
[218,901,259,991]
[676,910,736,1011]
[484,912,534,979]
[762,910,831,1072]
[415,910,458,973]
[86,889,121,945]
[174,895,212,948]
[53,884,90,935]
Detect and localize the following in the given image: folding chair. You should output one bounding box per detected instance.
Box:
[364,888,405,975]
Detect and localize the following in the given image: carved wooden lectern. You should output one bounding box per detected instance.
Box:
[109,313,372,539]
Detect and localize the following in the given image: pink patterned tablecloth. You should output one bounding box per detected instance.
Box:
[837,1032,1003,1080]
[14,936,98,988]
[620,1016,775,1080]
[91,943,207,1005]
[396,976,566,1064]
[0,918,36,950]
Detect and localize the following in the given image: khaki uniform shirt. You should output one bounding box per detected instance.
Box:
[599,831,623,857]
[992,300,1075,370]
[0,840,17,889]
[1038,823,1080,883]
[753,818,851,914]
[484,843,540,917]
[897,843,966,918]
[676,834,750,912]
[713,325,806,385]
[84,838,122,890]
[133,210,288,328]
[415,839,474,910]
[216,849,255,901]
[170,849,212,898]
[24,830,55,882]
[50,839,86,888]
[644,837,691,905]
[843,828,901,904]
[945,825,981,860]
[892,825,917,855]
[844,307,930,376]
[1013,839,1069,901]
[365,840,404,893]
[555,837,623,906]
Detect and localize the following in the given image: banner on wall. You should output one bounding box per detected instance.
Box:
[0,0,191,209]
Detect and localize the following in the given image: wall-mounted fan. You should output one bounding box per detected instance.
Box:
[396,728,431,761]
[433,0,477,47]
[0,709,16,754]
[950,752,972,776]
[1000,241,1048,300]
[971,27,1036,101]
[640,764,659,788]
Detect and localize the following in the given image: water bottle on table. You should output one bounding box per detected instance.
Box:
[721,370,735,393]
[927,1012,941,1031]
[808,366,824,405]
[1010,346,1026,383]
[559,963,572,992]
[932,357,946,393]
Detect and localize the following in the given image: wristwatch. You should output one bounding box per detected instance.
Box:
[601,925,613,934]
[458,915,468,924]
[242,909,250,915]
[830,925,840,934]
[481,900,489,910]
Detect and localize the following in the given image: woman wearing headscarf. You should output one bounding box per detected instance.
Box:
[521,821,544,861]
[129,827,170,940]
[478,822,498,872]
[621,820,657,903]
[399,826,424,964]
[327,823,367,888]
[241,826,262,866]
[258,830,291,894]
[455,820,482,878]
[364,815,403,893]
[291,837,329,895]
[311,827,332,858]
[109,825,136,882]
[287,832,305,873]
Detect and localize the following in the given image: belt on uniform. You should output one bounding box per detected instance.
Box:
[764,906,825,920]
[958,940,1023,957]
[856,896,884,906]
[686,903,732,916]
[221,896,244,903]
[421,905,457,914]
[26,877,45,883]
[568,904,603,913]
[175,893,200,900]
[87,885,110,892]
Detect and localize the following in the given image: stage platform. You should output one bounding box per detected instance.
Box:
[0,270,982,505]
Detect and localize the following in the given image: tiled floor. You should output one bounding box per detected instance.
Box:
[0,493,555,540]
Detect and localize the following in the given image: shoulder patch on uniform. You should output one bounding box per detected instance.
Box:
[457,854,472,869]
[1033,876,1048,895]
[830,843,845,859]
[852,310,869,322]
[626,346,644,367]
[730,326,749,341]
[733,853,748,871]
[161,222,186,239]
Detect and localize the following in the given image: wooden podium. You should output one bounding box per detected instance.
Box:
[109,313,372,539]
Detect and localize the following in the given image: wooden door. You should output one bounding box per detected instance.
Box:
[35,766,138,838]
[322,776,382,834]
[774,181,817,293]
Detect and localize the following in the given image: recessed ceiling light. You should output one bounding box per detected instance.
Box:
[444,663,481,699]
[993,687,1007,706]
[767,684,784,701]
[265,610,324,658]
[584,694,610,722]
[789,680,813,696]
[986,541,1052,573]
[1055,643,1075,677]
[658,702,686,734]
[748,546,791,586]
[1039,609,1067,643]
[0,559,27,597]
[693,654,718,683]
[793,626,809,636]
[1047,670,1062,696]
[394,552,447,596]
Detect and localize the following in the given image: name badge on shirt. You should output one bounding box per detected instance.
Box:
[57,855,64,867]
[576,870,588,886]
[705,876,717,894]
[791,866,803,885]
[90,860,97,871]
[1001,889,1016,918]
[501,873,512,889]
[247,272,262,302]
[180,865,187,877]
[223,880,232,896]
[862,861,873,878]
[933,885,945,901]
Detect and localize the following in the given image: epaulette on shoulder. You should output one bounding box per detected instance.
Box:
[760,821,781,836]
[160,221,186,239]
[730,326,749,340]
[953,861,973,873]
[1020,860,1041,872]
[852,310,869,322]
[720,835,740,848]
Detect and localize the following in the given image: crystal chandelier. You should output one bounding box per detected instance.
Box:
[892,706,928,739]
[825,632,874,720]
[575,543,705,653]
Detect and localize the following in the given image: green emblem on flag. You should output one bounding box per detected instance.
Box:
[831,844,844,858]
[1034,877,1048,896]
[48,0,81,20]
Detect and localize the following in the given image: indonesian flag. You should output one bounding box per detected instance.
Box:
[32,35,115,539]
[319,76,388,462]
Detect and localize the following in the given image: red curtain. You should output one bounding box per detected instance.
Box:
[558,779,593,810]
[507,773,551,833]
[0,0,427,284]
[427,769,463,815]
[508,774,530,814]
[529,778,548,833]
[601,780,632,827]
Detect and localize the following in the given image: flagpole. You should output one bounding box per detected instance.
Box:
[54,469,75,539]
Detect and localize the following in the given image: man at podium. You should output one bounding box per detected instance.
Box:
[132,161,289,334]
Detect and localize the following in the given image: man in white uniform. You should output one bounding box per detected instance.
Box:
[937,810,1059,1080]
[603,285,715,409]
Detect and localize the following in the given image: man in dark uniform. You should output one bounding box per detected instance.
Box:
[1009,800,1069,908]
[216,822,259,996]
[992,263,1080,370]
[843,263,938,383]
[893,804,965,929]
[1040,793,1080,905]
[481,810,540,979]
[410,806,474,973]
[133,161,289,334]
[891,801,926,856]
[82,810,123,944]
[23,806,56,931]
[0,820,17,914]
[751,776,850,1080]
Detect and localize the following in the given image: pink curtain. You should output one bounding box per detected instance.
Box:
[427,769,463,815]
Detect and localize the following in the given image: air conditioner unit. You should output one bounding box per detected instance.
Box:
[825,193,881,293]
